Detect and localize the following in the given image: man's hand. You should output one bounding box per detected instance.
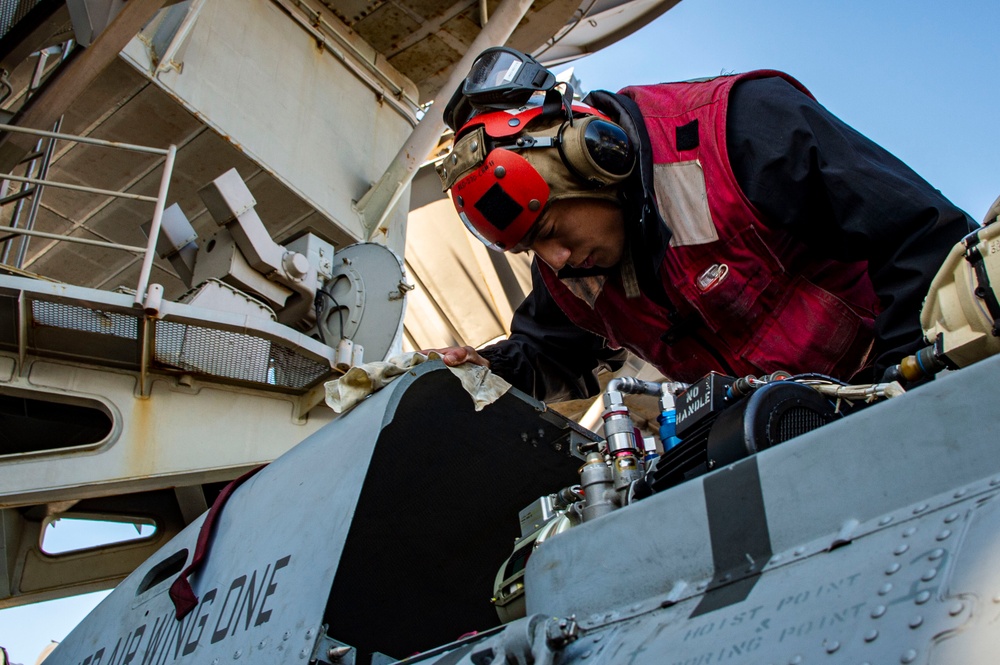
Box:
[423,346,490,368]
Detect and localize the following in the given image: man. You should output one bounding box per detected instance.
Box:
[432,48,973,403]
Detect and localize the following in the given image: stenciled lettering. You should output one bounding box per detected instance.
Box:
[254,555,290,627]
[235,566,271,634]
[78,554,292,665]
[211,576,247,644]
[122,626,145,665]
[183,588,217,655]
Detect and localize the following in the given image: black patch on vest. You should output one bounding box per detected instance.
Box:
[676,119,699,151]
[474,183,523,231]
[690,456,772,617]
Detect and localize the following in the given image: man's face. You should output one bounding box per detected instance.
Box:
[515,198,626,271]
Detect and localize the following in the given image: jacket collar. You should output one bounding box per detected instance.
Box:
[582,89,674,309]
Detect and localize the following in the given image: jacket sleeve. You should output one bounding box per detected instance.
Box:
[478,260,628,402]
[726,76,975,378]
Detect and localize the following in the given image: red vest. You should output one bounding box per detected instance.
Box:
[538,71,881,382]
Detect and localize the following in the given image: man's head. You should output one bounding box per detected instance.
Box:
[518,197,626,271]
[438,105,633,248]
[437,48,635,267]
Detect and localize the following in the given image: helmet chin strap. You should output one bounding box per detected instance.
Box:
[539,84,575,126]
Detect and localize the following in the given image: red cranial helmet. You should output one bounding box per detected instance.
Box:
[437,103,635,251]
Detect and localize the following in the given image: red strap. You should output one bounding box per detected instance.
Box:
[169,465,266,620]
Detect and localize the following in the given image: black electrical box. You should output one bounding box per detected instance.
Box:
[674,372,735,438]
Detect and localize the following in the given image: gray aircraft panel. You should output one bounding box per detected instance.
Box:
[400,359,1000,665]
[42,355,1000,665]
[525,354,1000,622]
[43,361,591,665]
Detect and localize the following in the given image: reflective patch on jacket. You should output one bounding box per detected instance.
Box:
[653,160,719,247]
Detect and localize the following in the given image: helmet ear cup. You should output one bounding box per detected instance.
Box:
[450,149,550,251]
[558,116,635,187]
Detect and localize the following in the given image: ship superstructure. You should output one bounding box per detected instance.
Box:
[0,0,679,608]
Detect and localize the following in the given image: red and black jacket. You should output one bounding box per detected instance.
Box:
[481,73,972,401]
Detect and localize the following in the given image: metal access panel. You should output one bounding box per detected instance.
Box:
[509,353,1000,665]
[42,362,593,665]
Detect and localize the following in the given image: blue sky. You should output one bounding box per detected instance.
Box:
[1,1,998,663]
[570,0,999,220]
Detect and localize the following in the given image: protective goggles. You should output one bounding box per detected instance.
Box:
[443,47,556,131]
[438,106,635,251]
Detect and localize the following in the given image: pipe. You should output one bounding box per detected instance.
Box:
[0,173,158,201]
[606,376,662,396]
[134,144,177,306]
[0,123,170,155]
[0,225,147,253]
[15,117,62,268]
[356,0,537,240]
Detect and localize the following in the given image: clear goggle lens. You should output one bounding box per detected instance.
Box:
[466,50,526,94]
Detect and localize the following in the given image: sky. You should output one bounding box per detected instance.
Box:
[568,0,1000,221]
[1,1,998,663]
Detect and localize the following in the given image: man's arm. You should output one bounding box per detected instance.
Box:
[726,76,975,377]
[478,260,628,402]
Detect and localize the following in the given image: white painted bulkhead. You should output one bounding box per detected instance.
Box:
[120,0,421,255]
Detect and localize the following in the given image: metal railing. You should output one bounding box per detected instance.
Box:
[0,122,177,308]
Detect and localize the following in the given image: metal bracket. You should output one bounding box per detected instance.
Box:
[388,279,415,301]
[964,231,1000,336]
[310,626,356,665]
